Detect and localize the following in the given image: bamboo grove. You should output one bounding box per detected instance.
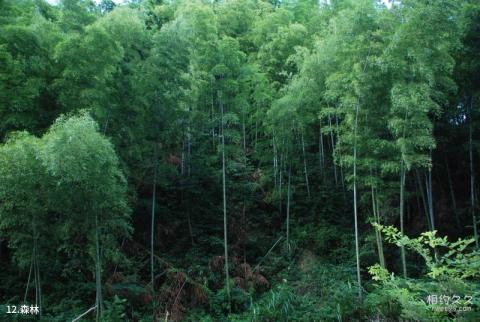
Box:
[0,0,479,321]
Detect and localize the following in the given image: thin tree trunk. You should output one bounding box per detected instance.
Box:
[286,162,292,253]
[32,221,40,312]
[319,121,325,177]
[72,306,97,322]
[255,120,258,148]
[335,116,346,194]
[445,155,460,229]
[425,169,435,231]
[353,100,362,299]
[301,132,310,199]
[219,89,231,311]
[151,148,157,314]
[371,187,385,268]
[211,79,215,150]
[415,169,431,230]
[469,97,479,249]
[242,114,248,276]
[187,117,194,245]
[242,202,247,273]
[181,140,185,176]
[399,165,407,278]
[375,193,385,269]
[425,165,439,262]
[242,109,247,152]
[273,134,278,191]
[35,238,42,316]
[34,246,38,306]
[95,213,102,322]
[187,124,192,177]
[279,152,283,217]
[32,226,42,316]
[328,116,338,186]
[24,249,33,303]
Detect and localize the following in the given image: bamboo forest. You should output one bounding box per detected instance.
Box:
[1,0,480,321]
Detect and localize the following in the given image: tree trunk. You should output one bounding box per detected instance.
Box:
[415,169,431,230]
[444,155,460,229]
[425,165,439,262]
[319,120,325,178]
[399,165,407,278]
[242,113,248,276]
[286,161,292,253]
[375,194,385,269]
[219,89,231,311]
[24,249,33,303]
[425,168,435,231]
[273,134,278,191]
[32,224,42,317]
[187,123,191,177]
[469,97,479,249]
[301,132,310,199]
[279,151,284,217]
[328,116,338,186]
[371,187,385,269]
[335,116,346,194]
[187,117,194,245]
[211,79,215,150]
[95,213,102,322]
[353,100,362,299]
[151,148,157,312]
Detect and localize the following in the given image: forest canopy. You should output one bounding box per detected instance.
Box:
[0,0,479,321]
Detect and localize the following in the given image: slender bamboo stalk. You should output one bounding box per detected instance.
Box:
[425,168,435,231]
[219,89,231,311]
[273,134,278,191]
[72,306,97,322]
[351,49,371,299]
[444,155,460,229]
[187,124,191,177]
[211,79,215,150]
[371,187,385,268]
[328,116,338,186]
[279,151,283,217]
[415,169,431,230]
[151,148,157,311]
[353,99,362,299]
[24,249,33,303]
[319,120,325,177]
[468,98,479,249]
[375,193,385,269]
[335,116,346,194]
[286,162,292,253]
[95,213,102,322]
[399,165,407,278]
[186,118,194,245]
[301,132,310,199]
[35,238,42,316]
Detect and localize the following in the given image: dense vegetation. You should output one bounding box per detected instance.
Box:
[0,0,479,321]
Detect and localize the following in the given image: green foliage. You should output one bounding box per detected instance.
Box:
[375,224,480,279]
[102,296,128,321]
[0,112,131,319]
[251,282,296,321]
[366,224,480,321]
[0,0,479,321]
[0,131,52,267]
[210,284,250,316]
